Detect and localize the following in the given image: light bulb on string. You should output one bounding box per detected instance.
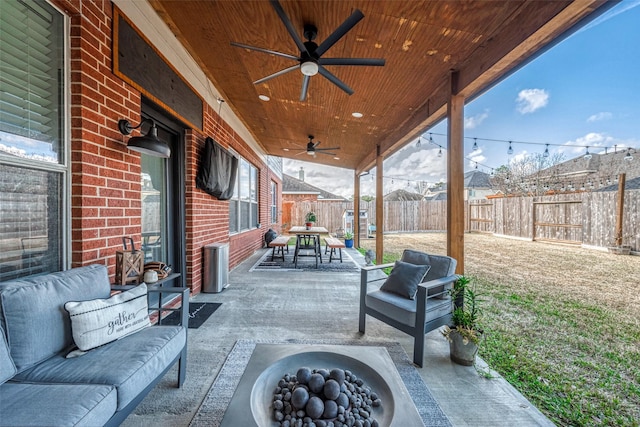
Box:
[584,146,592,160]
[624,148,633,161]
[543,144,549,158]
[490,169,494,176]
[437,147,442,157]
[507,141,513,155]
[416,137,422,148]
[472,138,478,151]
[429,133,434,144]
[475,162,478,169]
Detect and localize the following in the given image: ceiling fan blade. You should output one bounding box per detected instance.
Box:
[254,65,299,84]
[313,140,321,148]
[231,42,299,61]
[318,65,354,95]
[315,9,364,57]
[317,151,337,156]
[319,58,385,66]
[270,0,309,55]
[316,147,340,151]
[299,75,310,101]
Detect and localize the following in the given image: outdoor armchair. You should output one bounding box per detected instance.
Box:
[359,250,458,367]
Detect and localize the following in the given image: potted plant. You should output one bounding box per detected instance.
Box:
[344,231,354,248]
[442,275,483,366]
[305,212,316,229]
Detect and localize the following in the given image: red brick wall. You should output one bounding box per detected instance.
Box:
[68,1,142,277]
[59,0,282,293]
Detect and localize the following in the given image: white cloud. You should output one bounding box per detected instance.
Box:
[464,110,489,129]
[587,112,613,122]
[516,89,549,114]
[560,132,612,154]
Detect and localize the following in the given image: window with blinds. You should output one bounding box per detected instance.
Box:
[0,0,66,280]
[229,158,259,233]
[0,0,63,162]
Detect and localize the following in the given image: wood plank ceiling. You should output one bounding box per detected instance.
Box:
[150,0,612,174]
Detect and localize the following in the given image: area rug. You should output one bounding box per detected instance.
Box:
[189,339,452,427]
[160,302,221,329]
[250,248,360,272]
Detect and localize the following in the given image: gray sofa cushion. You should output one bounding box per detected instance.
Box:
[14,325,186,411]
[0,329,16,384]
[0,265,110,372]
[0,382,117,427]
[380,260,431,299]
[366,289,452,326]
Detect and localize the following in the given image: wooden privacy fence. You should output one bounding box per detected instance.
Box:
[285,189,640,250]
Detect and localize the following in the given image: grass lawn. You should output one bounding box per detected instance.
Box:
[360,233,640,427]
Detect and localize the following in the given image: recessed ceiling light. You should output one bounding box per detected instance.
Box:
[333,156,340,160]
[283,148,289,151]
[352,112,363,118]
[259,95,270,101]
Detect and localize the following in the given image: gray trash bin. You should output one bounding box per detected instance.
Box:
[202,243,229,293]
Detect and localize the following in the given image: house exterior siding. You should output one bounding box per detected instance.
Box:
[46,0,281,293]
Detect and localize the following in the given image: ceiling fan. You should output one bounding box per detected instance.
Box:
[231,0,385,101]
[294,135,340,157]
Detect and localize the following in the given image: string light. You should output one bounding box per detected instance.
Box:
[543,144,549,158]
[437,147,442,157]
[584,146,592,160]
[507,141,513,155]
[472,138,478,151]
[624,148,634,161]
[415,137,422,148]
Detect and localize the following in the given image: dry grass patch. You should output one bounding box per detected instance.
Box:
[360,233,640,426]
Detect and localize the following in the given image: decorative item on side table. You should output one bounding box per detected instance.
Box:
[442,275,484,366]
[115,237,144,285]
[343,231,354,248]
[305,212,317,230]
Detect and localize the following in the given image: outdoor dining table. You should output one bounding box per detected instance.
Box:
[288,226,329,268]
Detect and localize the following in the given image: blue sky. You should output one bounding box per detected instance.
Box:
[284,1,640,198]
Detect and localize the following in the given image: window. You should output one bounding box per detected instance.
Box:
[229,158,258,233]
[0,0,67,280]
[270,181,277,224]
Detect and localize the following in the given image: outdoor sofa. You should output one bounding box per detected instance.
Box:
[0,264,189,426]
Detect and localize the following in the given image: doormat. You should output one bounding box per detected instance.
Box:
[161,302,222,329]
[189,339,452,427]
[250,248,360,272]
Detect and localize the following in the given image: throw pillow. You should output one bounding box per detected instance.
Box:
[380,260,431,300]
[64,284,150,352]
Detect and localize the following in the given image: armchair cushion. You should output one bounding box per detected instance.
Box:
[401,250,456,297]
[380,260,431,299]
[0,329,16,384]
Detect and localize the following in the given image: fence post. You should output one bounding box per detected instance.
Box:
[615,173,626,246]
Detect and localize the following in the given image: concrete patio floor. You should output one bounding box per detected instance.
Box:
[121,248,554,427]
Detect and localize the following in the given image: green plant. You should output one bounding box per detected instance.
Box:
[344,231,353,240]
[305,212,317,223]
[442,275,483,345]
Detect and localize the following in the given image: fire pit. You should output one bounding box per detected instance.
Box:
[220,344,424,426]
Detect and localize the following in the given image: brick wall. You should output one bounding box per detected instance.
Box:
[59,0,282,293]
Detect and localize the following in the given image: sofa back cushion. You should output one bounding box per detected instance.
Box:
[0,265,110,373]
[0,328,17,384]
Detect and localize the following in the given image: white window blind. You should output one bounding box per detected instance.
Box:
[0,0,62,162]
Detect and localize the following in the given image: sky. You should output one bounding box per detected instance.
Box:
[283,1,640,199]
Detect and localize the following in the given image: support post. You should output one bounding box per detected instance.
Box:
[376,145,384,264]
[447,71,465,274]
[354,172,360,248]
[615,173,626,246]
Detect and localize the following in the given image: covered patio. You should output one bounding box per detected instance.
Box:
[121,247,553,427]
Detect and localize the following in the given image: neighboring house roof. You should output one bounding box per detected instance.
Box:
[464,170,492,188]
[383,189,424,201]
[597,175,640,192]
[282,174,346,200]
[539,150,640,184]
[426,191,448,201]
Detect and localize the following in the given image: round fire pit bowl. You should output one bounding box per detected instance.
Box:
[250,351,395,426]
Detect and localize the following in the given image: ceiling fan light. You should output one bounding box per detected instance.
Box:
[300,61,318,76]
[306,150,314,155]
